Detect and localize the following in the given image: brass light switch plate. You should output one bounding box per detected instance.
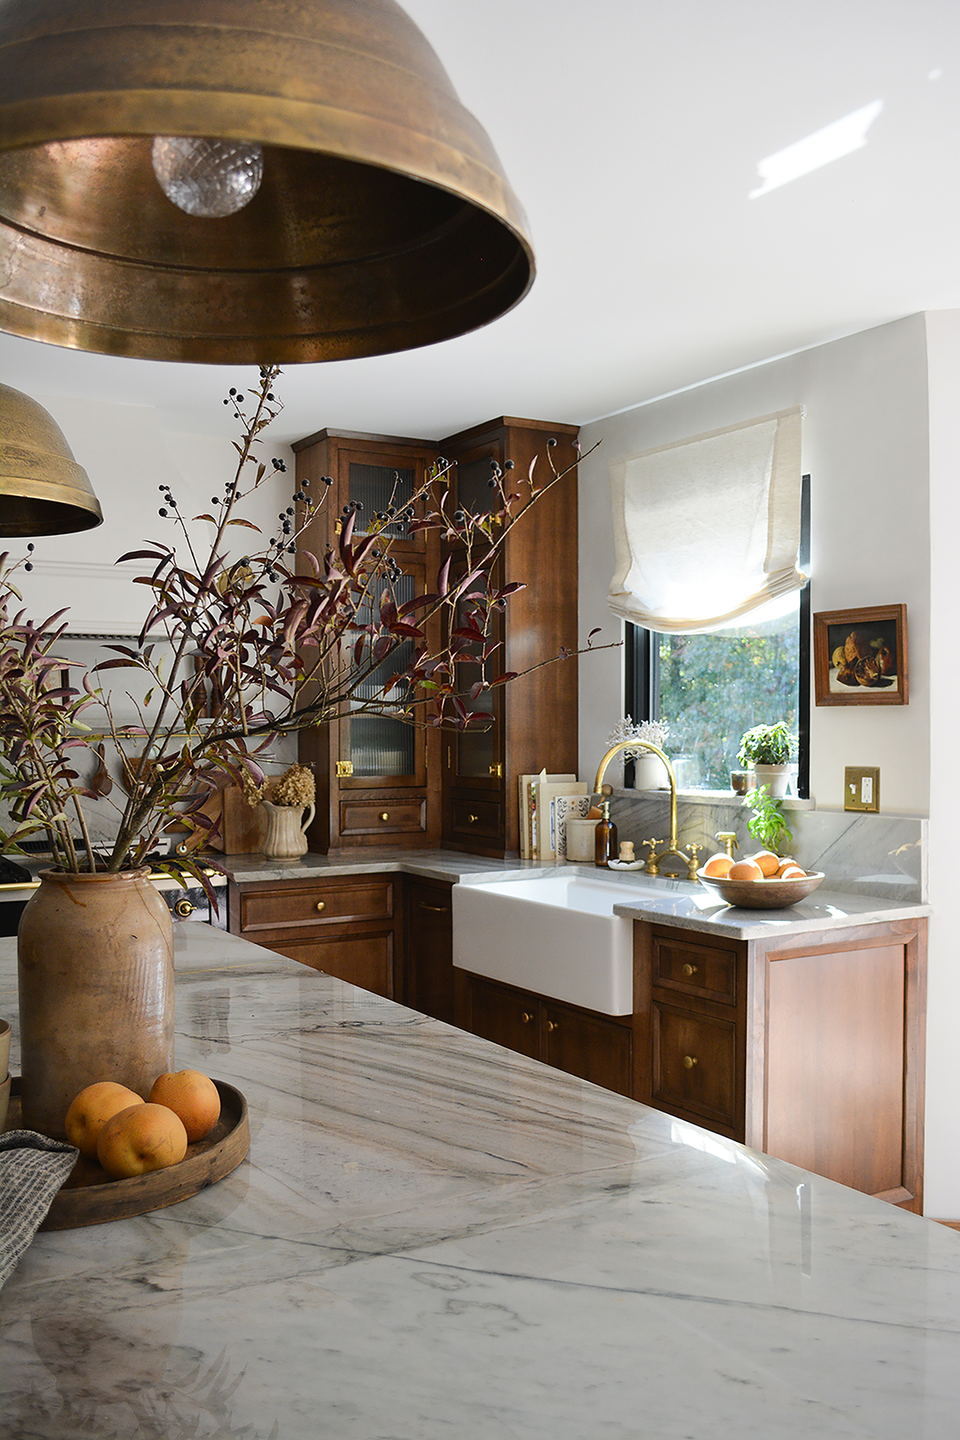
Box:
[844,766,880,812]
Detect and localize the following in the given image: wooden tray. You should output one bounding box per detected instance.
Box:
[5,1077,249,1230]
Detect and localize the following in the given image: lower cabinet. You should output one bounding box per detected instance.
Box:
[455,972,634,1098]
[404,878,455,1025]
[634,917,927,1213]
[228,874,399,997]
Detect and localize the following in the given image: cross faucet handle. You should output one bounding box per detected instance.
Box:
[684,842,702,878]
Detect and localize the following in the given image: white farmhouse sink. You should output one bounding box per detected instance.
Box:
[452,871,679,1016]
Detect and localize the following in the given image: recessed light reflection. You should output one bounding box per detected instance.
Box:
[749,99,883,198]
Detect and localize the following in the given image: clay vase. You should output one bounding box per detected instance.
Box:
[17,869,174,1140]
[259,800,315,860]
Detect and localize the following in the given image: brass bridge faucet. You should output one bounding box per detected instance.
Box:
[593,740,701,880]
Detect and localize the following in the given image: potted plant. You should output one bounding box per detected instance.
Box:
[737,722,797,798]
[742,785,793,855]
[1,365,608,1137]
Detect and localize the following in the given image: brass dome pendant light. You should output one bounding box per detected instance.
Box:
[0,0,534,364]
[0,385,103,535]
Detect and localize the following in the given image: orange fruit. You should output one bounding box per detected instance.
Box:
[775,857,798,876]
[65,1081,145,1160]
[702,853,734,878]
[751,850,780,877]
[779,865,806,880]
[149,1069,221,1143]
[97,1103,188,1179]
[728,859,764,881]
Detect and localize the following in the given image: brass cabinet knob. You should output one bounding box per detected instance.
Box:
[682,1055,698,1069]
[546,1019,559,1033]
[682,963,697,977]
[467,813,479,823]
[174,898,195,918]
[315,900,326,913]
[380,812,390,822]
[520,1011,535,1025]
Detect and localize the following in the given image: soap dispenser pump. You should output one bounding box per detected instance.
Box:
[594,800,618,868]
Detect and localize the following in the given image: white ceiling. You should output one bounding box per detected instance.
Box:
[3,0,960,445]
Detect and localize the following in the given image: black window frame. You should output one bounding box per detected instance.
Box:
[625,474,810,798]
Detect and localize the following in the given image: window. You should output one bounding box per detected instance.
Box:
[627,477,810,796]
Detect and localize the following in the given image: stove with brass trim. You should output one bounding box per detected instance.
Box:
[0,851,228,936]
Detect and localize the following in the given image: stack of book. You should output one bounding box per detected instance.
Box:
[517,772,590,860]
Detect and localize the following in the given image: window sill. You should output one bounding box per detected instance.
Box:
[631,787,816,811]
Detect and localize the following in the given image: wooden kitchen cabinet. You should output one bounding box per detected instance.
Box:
[404,877,455,1024]
[633,916,927,1212]
[455,972,634,1097]
[439,417,581,857]
[291,429,443,854]
[229,873,400,998]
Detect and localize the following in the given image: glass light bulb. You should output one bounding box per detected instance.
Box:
[151,137,264,218]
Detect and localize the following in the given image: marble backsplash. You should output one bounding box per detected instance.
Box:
[604,790,926,903]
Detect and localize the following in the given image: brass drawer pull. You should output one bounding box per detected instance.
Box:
[419,902,450,913]
[682,963,698,977]
[467,813,479,824]
[315,900,326,913]
[380,812,390,822]
[682,1055,698,1069]
[520,1011,535,1025]
[174,898,195,918]
[546,1019,559,1033]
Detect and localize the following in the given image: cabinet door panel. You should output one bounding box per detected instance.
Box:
[544,1003,633,1097]
[268,930,394,996]
[468,977,540,1060]
[406,879,454,1023]
[653,1003,739,1130]
[762,944,905,1197]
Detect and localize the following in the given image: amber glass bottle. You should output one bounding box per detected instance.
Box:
[594,800,618,867]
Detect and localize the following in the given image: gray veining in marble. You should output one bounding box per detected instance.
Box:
[606,789,926,902]
[1,928,958,1439]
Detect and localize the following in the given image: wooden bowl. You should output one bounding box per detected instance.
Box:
[697,868,825,909]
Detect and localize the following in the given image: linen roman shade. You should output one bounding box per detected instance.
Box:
[607,407,804,633]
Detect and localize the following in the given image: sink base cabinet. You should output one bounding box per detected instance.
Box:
[634,918,926,1213]
[455,971,634,1097]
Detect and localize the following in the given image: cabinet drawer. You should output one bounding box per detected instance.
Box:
[652,932,738,1005]
[449,795,502,841]
[339,797,427,839]
[652,1002,739,1130]
[239,877,394,932]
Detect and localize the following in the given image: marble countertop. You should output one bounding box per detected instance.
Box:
[223,848,931,940]
[1,926,958,1439]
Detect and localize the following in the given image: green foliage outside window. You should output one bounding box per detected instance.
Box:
[656,603,800,791]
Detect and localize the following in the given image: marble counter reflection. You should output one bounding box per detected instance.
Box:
[1,927,958,1440]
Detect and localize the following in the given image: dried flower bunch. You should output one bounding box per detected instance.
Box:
[0,366,609,882]
[605,716,670,758]
[243,763,315,809]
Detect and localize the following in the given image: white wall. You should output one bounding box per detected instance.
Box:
[578,314,931,814]
[8,390,293,634]
[922,309,960,1218]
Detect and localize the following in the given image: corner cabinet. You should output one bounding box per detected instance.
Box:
[291,418,581,857]
[439,417,580,856]
[633,915,927,1213]
[291,430,443,854]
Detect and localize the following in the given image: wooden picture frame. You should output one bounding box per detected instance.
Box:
[813,604,908,706]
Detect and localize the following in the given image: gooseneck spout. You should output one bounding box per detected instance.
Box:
[592,740,700,879]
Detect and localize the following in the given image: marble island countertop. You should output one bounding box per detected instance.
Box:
[1,925,958,1439]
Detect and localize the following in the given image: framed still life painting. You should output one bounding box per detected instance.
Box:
[813,604,908,706]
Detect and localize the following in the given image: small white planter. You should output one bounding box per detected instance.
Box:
[752,763,790,798]
[632,752,669,790]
